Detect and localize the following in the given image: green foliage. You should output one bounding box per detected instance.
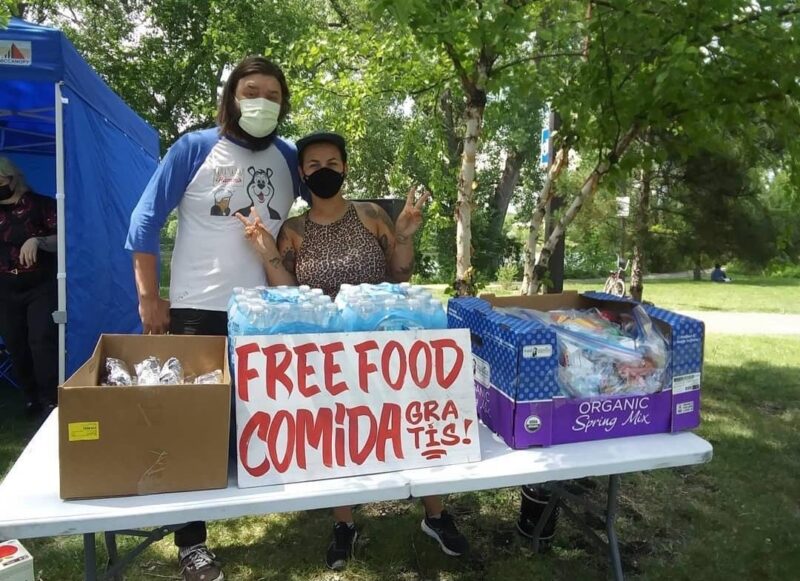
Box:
[17,0,799,280]
[0,0,13,25]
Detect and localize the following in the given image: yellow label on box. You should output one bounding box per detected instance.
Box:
[68,421,99,441]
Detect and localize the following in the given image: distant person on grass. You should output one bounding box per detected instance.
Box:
[710,263,731,283]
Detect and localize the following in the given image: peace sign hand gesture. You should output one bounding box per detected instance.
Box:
[394,185,430,242]
[236,206,276,256]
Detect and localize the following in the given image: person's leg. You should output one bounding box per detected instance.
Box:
[24,278,59,407]
[327,506,358,570]
[517,484,560,552]
[420,495,469,556]
[0,283,38,413]
[169,309,227,581]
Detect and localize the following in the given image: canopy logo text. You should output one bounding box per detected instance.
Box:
[0,41,32,66]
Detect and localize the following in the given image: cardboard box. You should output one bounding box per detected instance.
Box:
[448,291,704,448]
[59,334,231,499]
[0,540,34,581]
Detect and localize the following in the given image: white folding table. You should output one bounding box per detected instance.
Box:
[0,410,712,581]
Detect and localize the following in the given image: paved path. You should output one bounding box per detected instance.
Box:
[677,311,800,335]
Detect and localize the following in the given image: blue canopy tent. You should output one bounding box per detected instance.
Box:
[0,18,159,380]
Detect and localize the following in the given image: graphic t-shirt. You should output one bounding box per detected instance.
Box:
[126,128,304,311]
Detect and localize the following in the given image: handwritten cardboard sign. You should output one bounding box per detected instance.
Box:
[234,329,481,487]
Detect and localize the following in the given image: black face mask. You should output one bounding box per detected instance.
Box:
[303,167,345,199]
[0,183,14,201]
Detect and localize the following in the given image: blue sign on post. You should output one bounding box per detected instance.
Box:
[539,128,551,168]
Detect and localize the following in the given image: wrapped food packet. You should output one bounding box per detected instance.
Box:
[104,357,133,386]
[135,356,162,386]
[194,369,224,384]
[498,304,669,398]
[159,357,185,385]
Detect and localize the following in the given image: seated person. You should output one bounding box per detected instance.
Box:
[710,263,731,283]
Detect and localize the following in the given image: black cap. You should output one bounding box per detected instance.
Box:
[296,132,347,163]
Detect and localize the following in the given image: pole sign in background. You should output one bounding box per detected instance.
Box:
[234,329,481,488]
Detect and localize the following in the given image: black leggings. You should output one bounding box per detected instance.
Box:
[0,272,58,408]
[169,308,228,548]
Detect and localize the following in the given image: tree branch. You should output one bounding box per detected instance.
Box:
[328,0,350,26]
[493,51,585,75]
[443,41,475,94]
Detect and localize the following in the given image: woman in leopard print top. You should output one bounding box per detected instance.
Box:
[239,131,469,569]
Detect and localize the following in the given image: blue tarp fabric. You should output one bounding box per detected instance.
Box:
[1,18,159,375]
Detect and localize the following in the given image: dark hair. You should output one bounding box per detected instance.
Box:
[714,263,721,269]
[217,56,290,138]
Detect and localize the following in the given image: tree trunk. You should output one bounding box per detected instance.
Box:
[630,166,652,302]
[521,146,568,295]
[530,124,639,291]
[693,260,702,281]
[487,148,526,271]
[454,94,486,295]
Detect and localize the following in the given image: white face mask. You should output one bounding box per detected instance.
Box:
[236,98,280,138]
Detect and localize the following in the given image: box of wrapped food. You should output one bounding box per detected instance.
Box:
[448,292,704,448]
[58,334,230,499]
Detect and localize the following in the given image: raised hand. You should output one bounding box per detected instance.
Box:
[394,185,430,242]
[236,206,276,255]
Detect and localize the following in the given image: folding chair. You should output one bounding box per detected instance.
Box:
[0,336,21,389]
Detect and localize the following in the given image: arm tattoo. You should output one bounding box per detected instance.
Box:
[268,256,282,269]
[373,204,395,232]
[395,233,410,246]
[378,234,390,254]
[361,203,395,232]
[285,216,306,238]
[282,249,296,274]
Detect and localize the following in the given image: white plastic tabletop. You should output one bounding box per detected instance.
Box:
[0,410,713,540]
[0,411,410,539]
[400,427,713,497]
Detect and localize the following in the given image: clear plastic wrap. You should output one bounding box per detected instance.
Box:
[104,356,223,387]
[134,356,162,386]
[104,357,133,386]
[194,369,224,384]
[158,357,185,385]
[497,305,670,398]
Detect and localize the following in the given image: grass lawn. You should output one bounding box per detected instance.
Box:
[2,334,798,580]
[423,274,800,314]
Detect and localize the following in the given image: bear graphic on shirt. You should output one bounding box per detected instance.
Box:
[234,166,281,220]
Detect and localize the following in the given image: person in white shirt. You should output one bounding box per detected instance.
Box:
[125,55,305,581]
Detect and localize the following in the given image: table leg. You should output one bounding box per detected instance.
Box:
[606,475,624,581]
[530,490,560,554]
[83,533,97,581]
[104,532,121,581]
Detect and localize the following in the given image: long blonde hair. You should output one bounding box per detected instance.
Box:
[0,157,28,194]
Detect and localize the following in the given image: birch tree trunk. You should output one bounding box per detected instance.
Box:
[530,125,639,291]
[521,146,568,295]
[630,166,652,302]
[455,98,485,294]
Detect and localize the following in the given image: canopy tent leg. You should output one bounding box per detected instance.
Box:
[54,82,67,383]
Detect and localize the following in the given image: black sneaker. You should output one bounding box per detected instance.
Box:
[178,544,224,581]
[421,511,468,556]
[325,522,357,570]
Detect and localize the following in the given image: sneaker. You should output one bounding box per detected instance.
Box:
[421,511,469,556]
[325,522,358,570]
[179,544,224,581]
